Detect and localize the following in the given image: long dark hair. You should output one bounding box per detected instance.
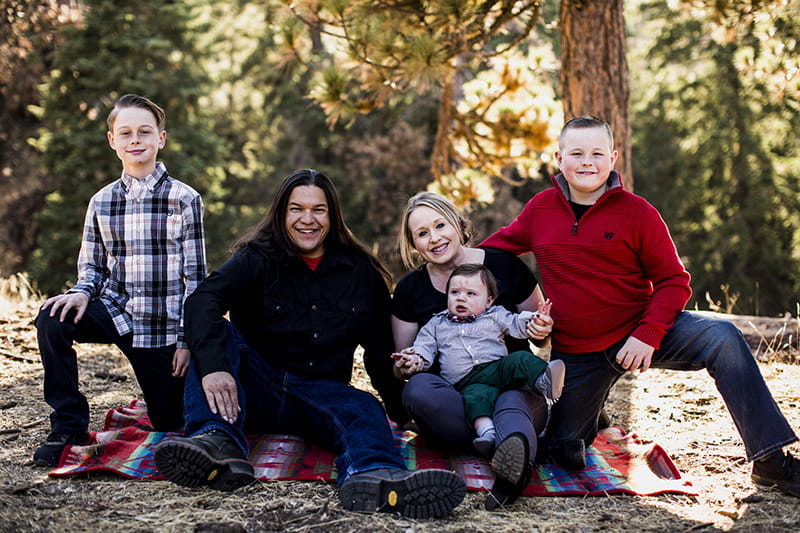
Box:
[233,169,391,285]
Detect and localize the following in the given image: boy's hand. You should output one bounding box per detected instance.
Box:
[41,292,89,324]
[615,336,655,372]
[172,348,190,377]
[201,371,240,423]
[526,298,553,339]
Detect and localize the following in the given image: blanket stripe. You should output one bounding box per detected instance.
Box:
[50,400,695,497]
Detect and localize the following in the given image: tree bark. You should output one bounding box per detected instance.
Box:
[560,0,633,190]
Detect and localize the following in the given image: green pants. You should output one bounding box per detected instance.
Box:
[455,350,548,422]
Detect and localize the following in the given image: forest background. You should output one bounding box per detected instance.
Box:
[1,0,799,317]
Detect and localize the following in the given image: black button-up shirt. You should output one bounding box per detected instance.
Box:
[184,243,405,422]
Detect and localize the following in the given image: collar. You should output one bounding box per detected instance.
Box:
[121,162,168,193]
[552,170,623,202]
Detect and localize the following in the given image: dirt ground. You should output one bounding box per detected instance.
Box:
[1,282,799,532]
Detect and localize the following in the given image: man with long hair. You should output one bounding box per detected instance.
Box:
[154,169,466,518]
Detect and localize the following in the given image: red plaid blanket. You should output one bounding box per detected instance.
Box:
[50,400,695,496]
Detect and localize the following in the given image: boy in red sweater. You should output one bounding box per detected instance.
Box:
[481,116,799,498]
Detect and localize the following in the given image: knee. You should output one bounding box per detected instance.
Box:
[402,374,438,404]
[702,319,755,370]
[35,307,69,338]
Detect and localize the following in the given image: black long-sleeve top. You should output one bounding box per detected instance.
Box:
[184,243,407,423]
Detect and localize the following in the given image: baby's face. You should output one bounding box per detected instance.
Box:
[447,274,493,318]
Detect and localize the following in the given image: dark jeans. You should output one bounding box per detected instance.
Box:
[548,311,798,461]
[403,371,548,463]
[456,350,549,422]
[35,299,184,434]
[182,322,405,484]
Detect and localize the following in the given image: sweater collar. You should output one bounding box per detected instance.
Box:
[552,170,623,203]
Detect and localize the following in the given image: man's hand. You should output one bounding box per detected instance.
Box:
[201,371,240,423]
[172,348,190,377]
[41,292,90,324]
[615,336,655,372]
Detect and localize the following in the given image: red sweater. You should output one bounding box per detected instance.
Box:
[481,172,691,353]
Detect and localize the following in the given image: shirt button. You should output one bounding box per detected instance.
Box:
[313,333,319,339]
[311,305,318,311]
[308,361,314,367]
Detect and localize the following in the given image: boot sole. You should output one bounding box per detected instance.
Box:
[491,434,528,485]
[339,469,466,518]
[154,439,255,492]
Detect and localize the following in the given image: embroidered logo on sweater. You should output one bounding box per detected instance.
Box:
[604,231,614,240]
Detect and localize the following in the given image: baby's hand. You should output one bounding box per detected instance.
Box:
[527,299,553,339]
[534,299,552,324]
[392,349,424,377]
[391,347,417,364]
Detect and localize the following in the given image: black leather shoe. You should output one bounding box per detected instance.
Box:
[752,451,800,497]
[485,433,532,510]
[535,438,587,471]
[33,431,90,467]
[339,467,466,518]
[154,430,255,492]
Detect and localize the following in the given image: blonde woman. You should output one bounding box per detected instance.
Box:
[391,192,553,509]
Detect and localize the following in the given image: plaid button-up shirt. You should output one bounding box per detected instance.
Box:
[69,163,207,349]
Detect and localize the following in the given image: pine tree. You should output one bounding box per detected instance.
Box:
[287,0,555,202]
[631,0,800,315]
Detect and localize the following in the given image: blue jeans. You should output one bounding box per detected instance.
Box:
[548,311,798,461]
[182,322,405,484]
[35,299,184,434]
[403,371,548,462]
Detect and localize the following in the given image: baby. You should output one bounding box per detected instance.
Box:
[394,263,564,455]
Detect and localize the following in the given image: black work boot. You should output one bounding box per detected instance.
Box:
[339,467,466,518]
[154,430,255,492]
[485,433,532,510]
[752,451,800,497]
[535,438,587,471]
[33,431,91,467]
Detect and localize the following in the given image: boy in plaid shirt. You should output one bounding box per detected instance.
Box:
[33,94,207,467]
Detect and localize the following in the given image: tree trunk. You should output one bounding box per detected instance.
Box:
[560,0,633,190]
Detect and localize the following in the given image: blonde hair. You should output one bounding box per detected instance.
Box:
[398,192,473,269]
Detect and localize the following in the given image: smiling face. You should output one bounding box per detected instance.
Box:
[555,125,618,204]
[285,185,330,258]
[407,205,464,266]
[107,106,166,178]
[447,273,494,318]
